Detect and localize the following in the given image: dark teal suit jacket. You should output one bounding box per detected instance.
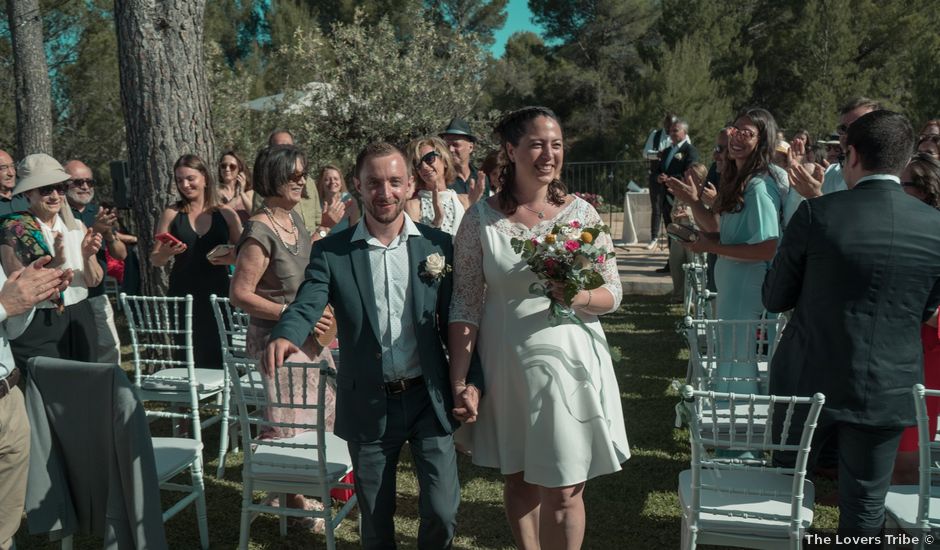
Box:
[270,221,483,442]
[763,178,940,427]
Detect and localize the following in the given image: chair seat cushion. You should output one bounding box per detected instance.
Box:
[250,431,352,483]
[152,437,203,480]
[884,484,940,530]
[141,368,226,392]
[679,469,815,538]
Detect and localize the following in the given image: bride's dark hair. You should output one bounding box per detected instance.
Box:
[494,106,567,214]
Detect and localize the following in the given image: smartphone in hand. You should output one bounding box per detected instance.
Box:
[155,232,183,246]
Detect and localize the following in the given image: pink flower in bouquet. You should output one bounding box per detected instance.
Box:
[569,220,581,228]
[531,237,540,247]
[544,257,558,276]
[564,240,580,252]
[598,254,606,264]
[13,223,24,237]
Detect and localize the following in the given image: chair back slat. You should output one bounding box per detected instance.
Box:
[682,316,787,393]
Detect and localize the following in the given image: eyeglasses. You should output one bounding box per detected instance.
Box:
[38,184,67,196]
[415,151,441,168]
[288,171,308,184]
[731,126,757,140]
[920,135,940,145]
[68,178,94,188]
[219,163,238,171]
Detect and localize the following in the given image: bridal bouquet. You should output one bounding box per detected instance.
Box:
[511,220,614,324]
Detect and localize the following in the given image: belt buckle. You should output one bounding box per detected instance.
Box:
[386,379,406,395]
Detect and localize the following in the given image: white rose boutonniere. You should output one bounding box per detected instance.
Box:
[674,152,684,161]
[421,252,451,282]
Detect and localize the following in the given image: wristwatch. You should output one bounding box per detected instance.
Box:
[317,228,328,238]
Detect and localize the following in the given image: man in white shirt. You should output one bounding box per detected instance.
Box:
[643,113,677,248]
[0,256,70,549]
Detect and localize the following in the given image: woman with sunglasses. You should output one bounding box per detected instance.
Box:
[917,134,940,160]
[230,144,338,531]
[152,154,242,368]
[217,150,254,223]
[667,108,784,394]
[0,154,103,366]
[315,164,359,234]
[404,137,469,236]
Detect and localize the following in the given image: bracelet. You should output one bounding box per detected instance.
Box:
[586,289,593,308]
[280,303,288,316]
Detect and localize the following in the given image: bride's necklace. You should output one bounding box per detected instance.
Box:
[262,206,299,255]
[519,201,548,219]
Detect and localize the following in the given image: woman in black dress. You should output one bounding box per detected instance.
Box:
[151,154,242,367]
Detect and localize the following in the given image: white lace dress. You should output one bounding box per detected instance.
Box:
[418,189,465,236]
[451,197,630,487]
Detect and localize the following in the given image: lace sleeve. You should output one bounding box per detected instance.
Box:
[577,199,622,314]
[449,202,485,326]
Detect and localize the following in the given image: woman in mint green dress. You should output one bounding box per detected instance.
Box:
[667,108,783,393]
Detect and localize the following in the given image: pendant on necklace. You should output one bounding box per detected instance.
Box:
[537,212,544,219]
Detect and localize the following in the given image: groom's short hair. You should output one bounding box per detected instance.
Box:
[354,142,411,180]
[845,110,913,175]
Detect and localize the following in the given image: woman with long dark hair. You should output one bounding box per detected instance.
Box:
[667,107,784,392]
[216,150,254,223]
[449,106,629,549]
[152,154,242,367]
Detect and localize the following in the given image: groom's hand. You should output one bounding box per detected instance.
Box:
[264,337,300,375]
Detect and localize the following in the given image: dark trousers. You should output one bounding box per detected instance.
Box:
[12,300,99,372]
[775,411,904,535]
[347,385,459,550]
[648,173,671,240]
[705,253,718,292]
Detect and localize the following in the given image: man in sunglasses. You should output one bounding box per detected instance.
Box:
[0,150,29,217]
[63,160,126,364]
[787,98,882,199]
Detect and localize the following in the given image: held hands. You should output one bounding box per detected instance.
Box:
[312,307,334,336]
[263,337,300,376]
[0,256,65,315]
[544,280,590,310]
[81,228,103,259]
[452,382,480,423]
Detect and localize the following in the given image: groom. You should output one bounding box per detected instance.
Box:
[265,142,483,549]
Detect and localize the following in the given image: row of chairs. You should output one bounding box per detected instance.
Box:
[119,293,356,549]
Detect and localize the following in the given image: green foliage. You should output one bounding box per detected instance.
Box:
[269,12,488,169]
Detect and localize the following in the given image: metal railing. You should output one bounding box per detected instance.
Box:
[561,160,648,228]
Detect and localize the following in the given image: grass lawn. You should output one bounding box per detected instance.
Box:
[15,295,838,548]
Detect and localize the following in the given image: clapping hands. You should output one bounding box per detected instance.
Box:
[786,147,825,198]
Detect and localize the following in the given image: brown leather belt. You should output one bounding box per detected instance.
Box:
[0,368,21,400]
[382,376,424,395]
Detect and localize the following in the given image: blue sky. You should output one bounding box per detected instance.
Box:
[490,0,542,58]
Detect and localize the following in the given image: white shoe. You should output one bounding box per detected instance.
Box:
[645,239,657,250]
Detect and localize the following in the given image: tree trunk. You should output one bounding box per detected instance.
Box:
[6,0,54,157]
[113,0,215,295]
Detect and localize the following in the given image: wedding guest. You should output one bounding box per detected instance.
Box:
[0,150,28,217]
[894,153,940,484]
[0,256,67,549]
[266,129,332,240]
[440,117,489,199]
[480,150,502,193]
[919,119,940,139]
[917,134,940,159]
[666,163,708,303]
[0,154,103,366]
[404,137,474,236]
[230,144,336,531]
[151,154,241,368]
[449,106,629,550]
[216,150,254,223]
[315,164,359,234]
[654,117,699,272]
[764,110,940,535]
[667,108,783,393]
[63,159,125,364]
[643,113,677,249]
[790,129,812,164]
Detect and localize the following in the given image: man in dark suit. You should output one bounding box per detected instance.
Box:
[763,110,940,534]
[653,118,699,272]
[266,142,483,549]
